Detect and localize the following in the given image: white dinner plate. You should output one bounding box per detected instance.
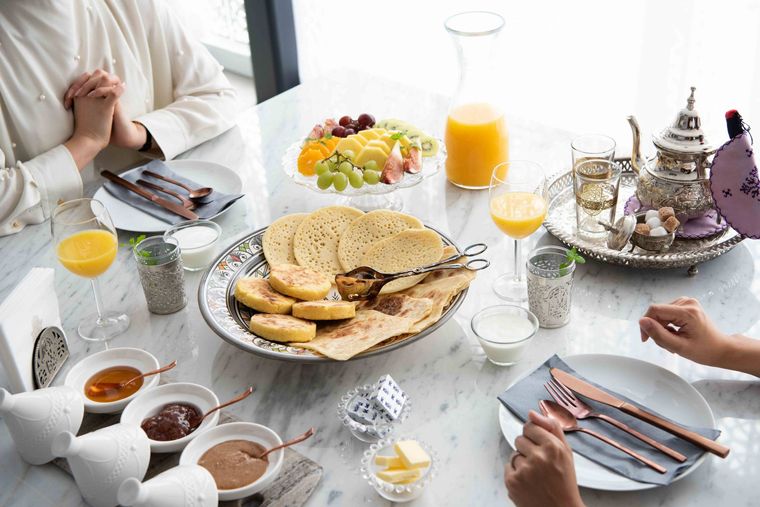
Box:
[93,159,243,233]
[498,354,715,491]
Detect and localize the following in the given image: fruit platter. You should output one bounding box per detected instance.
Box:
[282,114,445,210]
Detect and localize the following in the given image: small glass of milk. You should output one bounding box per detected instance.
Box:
[164,220,222,271]
[471,305,538,366]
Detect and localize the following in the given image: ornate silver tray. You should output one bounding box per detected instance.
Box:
[198,225,467,362]
[544,160,743,272]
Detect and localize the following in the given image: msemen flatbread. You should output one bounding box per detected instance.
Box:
[358,294,433,323]
[234,277,296,314]
[338,210,423,271]
[262,213,307,266]
[249,314,316,343]
[292,310,413,360]
[401,274,472,333]
[423,245,476,285]
[361,228,443,293]
[293,206,364,275]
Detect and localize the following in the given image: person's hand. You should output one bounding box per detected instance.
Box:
[110,101,147,150]
[504,410,584,507]
[639,297,731,367]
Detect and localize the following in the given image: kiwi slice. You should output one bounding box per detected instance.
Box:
[377,119,438,156]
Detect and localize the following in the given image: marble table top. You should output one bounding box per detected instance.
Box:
[1,72,759,507]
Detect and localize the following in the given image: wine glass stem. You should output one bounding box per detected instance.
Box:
[513,239,522,283]
[90,278,106,324]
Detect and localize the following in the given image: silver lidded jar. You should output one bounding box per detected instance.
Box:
[526,246,575,328]
[134,236,187,314]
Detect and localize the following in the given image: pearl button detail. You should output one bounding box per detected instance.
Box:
[112,58,117,65]
[74,55,80,61]
[39,93,46,101]
[11,142,16,148]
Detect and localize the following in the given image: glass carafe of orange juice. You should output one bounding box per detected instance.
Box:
[444,11,508,189]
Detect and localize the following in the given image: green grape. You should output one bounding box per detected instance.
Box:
[363,169,380,185]
[338,161,354,175]
[348,171,364,188]
[342,149,355,160]
[327,158,338,172]
[314,161,329,175]
[333,172,348,191]
[363,160,379,172]
[317,171,334,189]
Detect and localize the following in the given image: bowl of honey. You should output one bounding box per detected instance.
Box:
[64,348,161,414]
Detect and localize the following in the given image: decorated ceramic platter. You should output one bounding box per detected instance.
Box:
[198,224,467,363]
[544,160,743,272]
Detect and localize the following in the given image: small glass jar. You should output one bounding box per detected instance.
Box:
[163,220,222,272]
[471,305,538,366]
[134,236,187,314]
[360,437,438,503]
[526,246,575,328]
[337,384,411,443]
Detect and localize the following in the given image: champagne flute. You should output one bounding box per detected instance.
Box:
[488,161,547,301]
[52,198,130,341]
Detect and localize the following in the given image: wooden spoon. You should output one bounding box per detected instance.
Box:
[189,386,254,431]
[254,427,316,459]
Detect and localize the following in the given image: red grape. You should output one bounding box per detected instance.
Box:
[339,116,352,127]
[357,113,375,127]
[331,126,347,137]
[355,124,366,132]
[344,128,356,136]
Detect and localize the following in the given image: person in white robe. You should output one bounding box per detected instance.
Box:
[0,0,238,236]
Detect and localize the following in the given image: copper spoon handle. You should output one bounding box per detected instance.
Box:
[123,360,177,386]
[593,413,687,463]
[143,169,193,192]
[201,386,254,421]
[259,427,315,459]
[574,426,667,474]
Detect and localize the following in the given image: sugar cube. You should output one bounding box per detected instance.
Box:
[369,374,407,420]
[650,226,668,237]
[645,217,662,229]
[645,210,660,221]
[663,216,680,233]
[658,207,675,221]
[635,223,650,235]
[347,396,382,425]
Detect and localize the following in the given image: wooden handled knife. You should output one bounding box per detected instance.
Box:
[101,170,198,221]
[550,368,729,458]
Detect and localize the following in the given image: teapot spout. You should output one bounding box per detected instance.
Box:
[627,115,643,175]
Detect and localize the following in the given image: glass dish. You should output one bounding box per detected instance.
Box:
[164,220,222,272]
[337,384,411,443]
[360,436,438,503]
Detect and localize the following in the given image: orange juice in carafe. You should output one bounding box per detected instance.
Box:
[445,102,509,188]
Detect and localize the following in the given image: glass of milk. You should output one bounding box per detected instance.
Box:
[471,305,539,366]
[164,220,222,271]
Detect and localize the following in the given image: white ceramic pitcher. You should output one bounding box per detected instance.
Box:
[52,423,150,507]
[0,386,84,465]
[118,465,218,507]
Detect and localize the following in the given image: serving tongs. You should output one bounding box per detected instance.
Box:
[335,243,489,301]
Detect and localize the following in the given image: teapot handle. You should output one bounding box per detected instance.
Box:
[627,115,643,176]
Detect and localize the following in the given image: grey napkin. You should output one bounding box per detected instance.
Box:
[103,160,244,225]
[498,355,721,485]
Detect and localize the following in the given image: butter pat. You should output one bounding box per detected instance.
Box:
[375,455,404,468]
[394,440,431,469]
[376,467,422,484]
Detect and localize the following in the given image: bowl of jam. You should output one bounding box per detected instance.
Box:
[64,348,161,414]
[179,422,285,501]
[121,382,220,453]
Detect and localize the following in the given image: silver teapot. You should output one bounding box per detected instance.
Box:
[627,87,716,221]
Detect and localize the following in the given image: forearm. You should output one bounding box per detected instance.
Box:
[63,134,104,170]
[717,334,760,376]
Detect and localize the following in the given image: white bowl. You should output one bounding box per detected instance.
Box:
[120,382,220,453]
[179,422,284,501]
[64,348,160,414]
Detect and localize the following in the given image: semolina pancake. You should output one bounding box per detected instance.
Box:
[293,206,364,275]
[292,310,414,360]
[337,210,423,271]
[401,274,472,333]
[268,263,331,301]
[361,229,443,293]
[292,300,356,320]
[358,294,432,323]
[234,277,296,314]
[262,213,307,266]
[249,314,316,343]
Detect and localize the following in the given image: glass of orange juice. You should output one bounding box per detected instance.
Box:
[444,11,508,189]
[52,198,129,341]
[489,161,547,301]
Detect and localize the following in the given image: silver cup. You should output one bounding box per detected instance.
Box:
[526,246,575,328]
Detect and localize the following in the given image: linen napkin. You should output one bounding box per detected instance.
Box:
[103,160,244,225]
[498,355,721,485]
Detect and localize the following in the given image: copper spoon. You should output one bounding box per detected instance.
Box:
[539,400,667,474]
[85,360,178,397]
[189,386,254,431]
[143,169,213,200]
[137,179,196,209]
[253,427,316,459]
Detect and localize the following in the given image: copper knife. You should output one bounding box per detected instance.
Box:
[101,170,198,220]
[550,368,730,458]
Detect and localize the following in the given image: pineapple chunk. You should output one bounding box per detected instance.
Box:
[357,128,386,141]
[354,145,389,169]
[336,135,366,156]
[365,140,390,155]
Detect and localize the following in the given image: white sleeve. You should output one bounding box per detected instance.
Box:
[0,145,82,236]
[134,0,239,161]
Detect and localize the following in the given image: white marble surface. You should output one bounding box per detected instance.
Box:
[1,72,759,507]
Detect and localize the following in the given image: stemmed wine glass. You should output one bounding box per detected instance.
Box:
[52,198,130,341]
[488,161,547,301]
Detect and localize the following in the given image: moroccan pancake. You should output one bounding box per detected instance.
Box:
[249,314,316,343]
[234,277,296,314]
[268,263,331,301]
[401,274,472,333]
[293,206,364,275]
[358,294,433,323]
[361,229,443,294]
[262,213,308,266]
[292,310,413,360]
[292,300,356,320]
[337,210,423,271]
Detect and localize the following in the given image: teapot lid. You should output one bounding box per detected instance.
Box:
[653,87,714,155]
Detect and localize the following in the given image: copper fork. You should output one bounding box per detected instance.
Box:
[544,378,687,462]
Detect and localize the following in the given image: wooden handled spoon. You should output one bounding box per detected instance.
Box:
[189,386,254,431]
